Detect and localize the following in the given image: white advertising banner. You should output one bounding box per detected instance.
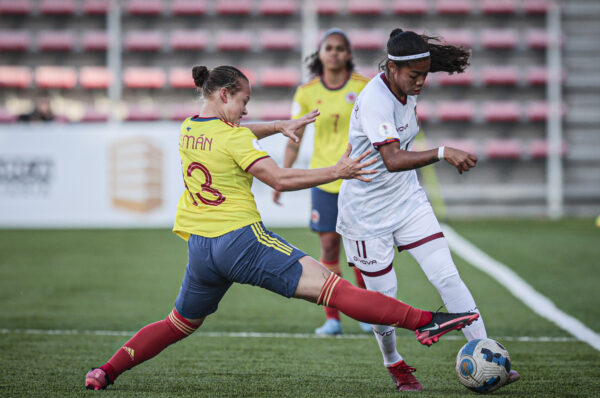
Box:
[0,122,312,228]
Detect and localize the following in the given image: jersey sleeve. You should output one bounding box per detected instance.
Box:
[359,89,400,150]
[227,127,270,171]
[290,86,310,120]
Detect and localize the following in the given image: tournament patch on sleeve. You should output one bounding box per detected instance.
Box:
[229,128,269,171]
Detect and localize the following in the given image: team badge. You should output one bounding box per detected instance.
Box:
[252,138,264,151]
[345,91,357,103]
[378,121,394,137]
[311,209,320,224]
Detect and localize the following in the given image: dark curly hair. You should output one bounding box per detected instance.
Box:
[305,31,355,77]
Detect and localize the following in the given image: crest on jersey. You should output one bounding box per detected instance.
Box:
[378,121,395,137]
[345,91,357,103]
[252,138,264,151]
[311,209,320,223]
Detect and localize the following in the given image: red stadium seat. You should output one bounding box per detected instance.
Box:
[439,139,478,155]
[216,30,252,51]
[237,67,257,86]
[82,30,108,51]
[526,101,565,122]
[437,101,475,122]
[40,0,76,15]
[168,103,200,121]
[0,108,17,123]
[216,0,251,15]
[392,0,428,15]
[480,29,518,49]
[36,66,77,89]
[81,107,110,122]
[528,139,566,159]
[124,31,163,52]
[482,101,522,123]
[83,0,108,15]
[435,0,473,15]
[169,67,195,88]
[348,0,384,15]
[348,29,386,50]
[438,70,474,86]
[123,67,166,89]
[355,66,379,79]
[415,101,433,123]
[0,66,32,88]
[481,66,519,86]
[125,104,161,121]
[260,68,300,87]
[0,30,30,51]
[484,139,521,159]
[480,0,517,15]
[437,29,474,48]
[125,0,163,15]
[169,30,209,51]
[80,66,112,89]
[526,29,558,49]
[526,66,563,86]
[316,0,341,15]
[259,30,298,51]
[0,0,32,15]
[259,102,291,121]
[258,0,297,15]
[523,0,551,14]
[37,30,75,51]
[171,0,207,15]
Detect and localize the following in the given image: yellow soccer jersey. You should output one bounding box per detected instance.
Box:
[173,116,269,240]
[291,71,368,193]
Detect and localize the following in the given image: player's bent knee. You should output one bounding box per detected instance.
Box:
[293,256,331,303]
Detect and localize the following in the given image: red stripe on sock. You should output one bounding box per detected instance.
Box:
[317,273,337,305]
[320,258,339,266]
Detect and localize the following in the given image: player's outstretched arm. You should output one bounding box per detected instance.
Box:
[378,142,477,174]
[244,109,319,142]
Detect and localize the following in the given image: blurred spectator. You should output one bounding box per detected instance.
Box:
[18,96,54,122]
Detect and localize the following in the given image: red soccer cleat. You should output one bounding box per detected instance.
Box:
[506,369,521,385]
[85,368,111,390]
[415,312,479,346]
[387,360,423,391]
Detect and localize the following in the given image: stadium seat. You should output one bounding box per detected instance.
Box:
[0,108,17,123]
[216,0,251,15]
[523,0,551,14]
[125,104,161,121]
[484,139,521,159]
[481,66,519,86]
[258,0,297,15]
[259,30,298,51]
[316,0,341,15]
[123,67,166,89]
[437,29,474,48]
[416,101,433,123]
[0,30,30,51]
[81,107,110,122]
[125,0,163,15]
[438,69,474,86]
[35,66,77,89]
[355,66,379,78]
[392,0,428,15]
[237,67,257,86]
[437,101,475,122]
[169,30,209,51]
[168,103,200,121]
[83,0,109,15]
[480,0,517,15]
[526,29,556,49]
[40,0,76,15]
[348,29,386,50]
[79,66,112,89]
[0,66,32,88]
[480,28,518,49]
[260,67,300,87]
[439,138,478,155]
[171,0,207,15]
[124,31,163,52]
[435,0,473,15]
[526,66,564,86]
[482,101,522,123]
[526,101,565,122]
[37,30,75,51]
[348,0,384,15]
[82,30,108,51]
[259,102,291,120]
[216,30,253,51]
[528,139,566,159]
[169,67,195,88]
[0,0,32,15]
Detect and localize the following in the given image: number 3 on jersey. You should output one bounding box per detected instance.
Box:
[185,162,226,206]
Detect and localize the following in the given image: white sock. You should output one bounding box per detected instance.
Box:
[363,268,403,366]
[408,239,487,341]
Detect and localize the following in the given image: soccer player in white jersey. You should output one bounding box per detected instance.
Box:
[336,29,520,392]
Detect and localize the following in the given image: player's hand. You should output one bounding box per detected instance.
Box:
[272,190,283,205]
[276,109,320,143]
[443,147,478,174]
[334,144,377,182]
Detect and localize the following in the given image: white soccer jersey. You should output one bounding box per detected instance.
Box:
[336,73,429,240]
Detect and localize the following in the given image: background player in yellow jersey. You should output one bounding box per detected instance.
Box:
[273,28,371,335]
[84,65,479,391]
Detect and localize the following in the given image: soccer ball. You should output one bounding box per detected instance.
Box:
[455,338,511,393]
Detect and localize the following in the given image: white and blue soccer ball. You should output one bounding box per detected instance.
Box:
[455,338,511,393]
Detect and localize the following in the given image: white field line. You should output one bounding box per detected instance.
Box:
[442,223,600,352]
[0,328,577,343]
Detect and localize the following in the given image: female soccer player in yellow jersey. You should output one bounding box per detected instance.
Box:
[272,28,371,335]
[84,65,479,391]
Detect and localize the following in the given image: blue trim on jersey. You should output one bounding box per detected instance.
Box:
[191,116,219,122]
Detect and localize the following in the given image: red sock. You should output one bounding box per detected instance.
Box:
[352,266,366,289]
[317,274,431,330]
[100,308,198,382]
[321,259,341,321]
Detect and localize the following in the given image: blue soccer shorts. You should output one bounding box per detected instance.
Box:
[175,221,306,319]
[309,187,339,233]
